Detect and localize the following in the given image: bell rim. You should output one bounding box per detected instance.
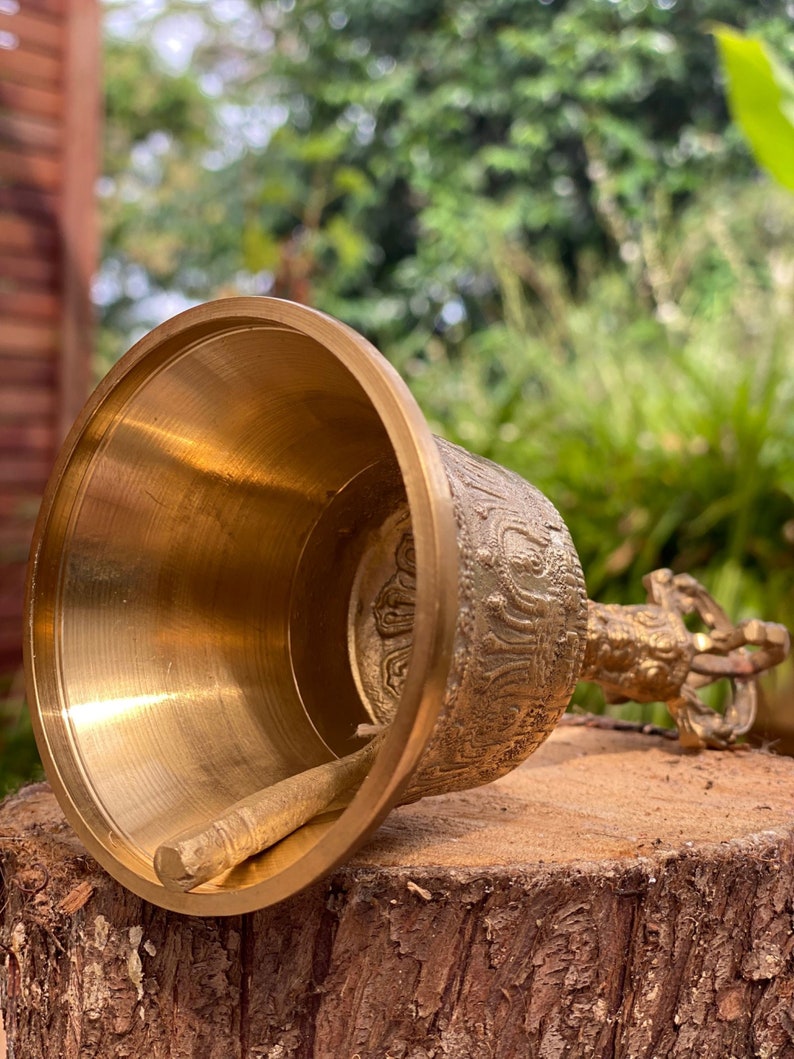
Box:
[24,296,461,915]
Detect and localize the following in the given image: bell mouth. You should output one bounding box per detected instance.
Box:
[25,297,459,915]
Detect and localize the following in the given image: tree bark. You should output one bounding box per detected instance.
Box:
[2,725,794,1059]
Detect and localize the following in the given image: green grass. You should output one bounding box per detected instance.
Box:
[0,671,43,797]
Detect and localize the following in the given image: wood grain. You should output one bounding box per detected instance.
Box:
[2,726,794,1058]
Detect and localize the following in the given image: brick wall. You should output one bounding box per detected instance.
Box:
[0,0,99,669]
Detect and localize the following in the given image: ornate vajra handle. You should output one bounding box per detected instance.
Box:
[581,569,791,749]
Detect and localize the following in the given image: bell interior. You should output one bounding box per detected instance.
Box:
[30,323,416,894]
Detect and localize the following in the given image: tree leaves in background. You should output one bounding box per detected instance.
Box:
[712,24,794,193]
[99,0,794,361]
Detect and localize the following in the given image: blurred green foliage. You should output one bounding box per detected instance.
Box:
[97,0,794,358]
[94,0,793,703]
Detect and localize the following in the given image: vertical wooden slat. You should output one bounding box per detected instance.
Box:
[59,0,99,440]
[0,1,98,670]
[0,11,64,54]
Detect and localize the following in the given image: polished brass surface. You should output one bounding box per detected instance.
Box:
[581,569,790,748]
[27,299,461,915]
[26,296,790,914]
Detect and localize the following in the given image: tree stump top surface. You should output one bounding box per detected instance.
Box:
[351,724,794,870]
[3,725,793,881]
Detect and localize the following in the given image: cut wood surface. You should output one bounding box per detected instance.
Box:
[2,725,794,1058]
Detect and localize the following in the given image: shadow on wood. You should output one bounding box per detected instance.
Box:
[2,726,794,1058]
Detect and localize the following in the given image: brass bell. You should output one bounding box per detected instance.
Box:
[25,297,789,915]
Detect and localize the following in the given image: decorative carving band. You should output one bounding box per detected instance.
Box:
[401,439,588,802]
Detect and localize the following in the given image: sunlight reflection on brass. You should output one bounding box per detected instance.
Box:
[64,692,177,730]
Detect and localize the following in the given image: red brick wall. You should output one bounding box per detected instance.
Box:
[0,0,99,669]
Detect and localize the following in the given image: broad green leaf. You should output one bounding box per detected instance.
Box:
[712,25,794,192]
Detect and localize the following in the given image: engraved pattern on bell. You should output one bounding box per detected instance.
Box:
[401,439,588,800]
[370,532,415,701]
[349,504,415,727]
[347,437,588,802]
[345,438,586,802]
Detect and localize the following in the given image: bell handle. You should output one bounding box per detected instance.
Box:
[580,569,790,749]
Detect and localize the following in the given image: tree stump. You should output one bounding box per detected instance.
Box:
[2,725,794,1059]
